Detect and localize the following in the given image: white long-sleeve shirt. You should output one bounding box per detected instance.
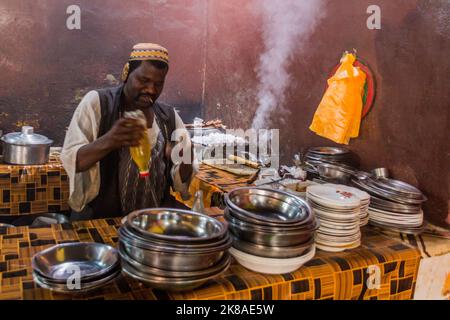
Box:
[61,90,198,212]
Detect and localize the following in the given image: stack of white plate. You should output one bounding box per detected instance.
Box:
[306,185,362,252]
[323,184,370,226]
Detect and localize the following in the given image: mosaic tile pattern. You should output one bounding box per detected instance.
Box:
[0,155,69,216]
[0,218,421,300]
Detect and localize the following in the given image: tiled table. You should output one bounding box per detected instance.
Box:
[0,215,421,300]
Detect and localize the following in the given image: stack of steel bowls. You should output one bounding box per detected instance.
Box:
[351,176,427,234]
[119,208,232,291]
[32,242,120,293]
[224,187,319,274]
[305,147,357,168]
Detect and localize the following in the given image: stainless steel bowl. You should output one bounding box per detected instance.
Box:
[119,243,230,278]
[225,208,319,234]
[370,178,426,200]
[231,235,315,258]
[225,187,311,225]
[317,163,353,184]
[33,268,120,293]
[226,205,315,229]
[119,238,226,272]
[360,178,426,205]
[369,220,426,235]
[119,225,232,254]
[32,242,119,282]
[126,208,227,243]
[121,255,231,292]
[226,219,314,247]
[369,195,421,213]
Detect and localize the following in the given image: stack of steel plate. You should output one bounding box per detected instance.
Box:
[351,176,427,234]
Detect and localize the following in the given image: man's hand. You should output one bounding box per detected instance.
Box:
[104,118,146,149]
[75,118,146,173]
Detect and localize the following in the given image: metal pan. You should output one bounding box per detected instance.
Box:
[119,225,232,254]
[118,243,230,278]
[368,221,426,235]
[121,256,231,292]
[119,238,226,272]
[370,178,426,200]
[352,178,425,205]
[126,208,227,243]
[225,187,311,225]
[32,242,119,282]
[307,147,350,156]
[33,268,120,293]
[231,235,315,259]
[224,208,319,233]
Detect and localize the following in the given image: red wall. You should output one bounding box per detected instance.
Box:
[203,0,450,229]
[0,0,206,136]
[0,0,448,228]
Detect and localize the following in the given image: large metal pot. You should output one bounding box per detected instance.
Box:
[1,126,53,165]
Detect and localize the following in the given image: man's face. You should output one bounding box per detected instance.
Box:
[125,61,168,108]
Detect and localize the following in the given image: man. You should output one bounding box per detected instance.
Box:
[61,43,197,220]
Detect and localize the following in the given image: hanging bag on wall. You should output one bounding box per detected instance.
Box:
[309,52,367,144]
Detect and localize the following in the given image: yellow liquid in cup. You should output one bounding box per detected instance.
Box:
[130,133,151,178]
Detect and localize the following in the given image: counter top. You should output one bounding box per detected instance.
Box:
[0,216,421,300]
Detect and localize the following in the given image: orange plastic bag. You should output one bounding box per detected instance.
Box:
[309,53,367,144]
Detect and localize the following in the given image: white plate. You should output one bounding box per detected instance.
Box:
[323,184,370,202]
[307,195,360,212]
[315,240,361,252]
[310,201,360,214]
[369,213,423,223]
[310,200,361,213]
[312,207,360,221]
[229,246,316,275]
[308,198,361,212]
[368,206,423,217]
[317,229,360,238]
[307,185,361,207]
[318,221,360,230]
[368,211,423,224]
[315,218,360,227]
[368,209,422,219]
[316,232,361,242]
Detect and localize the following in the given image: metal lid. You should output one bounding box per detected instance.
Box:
[0,126,53,146]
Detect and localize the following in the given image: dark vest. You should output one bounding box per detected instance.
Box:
[71,85,176,220]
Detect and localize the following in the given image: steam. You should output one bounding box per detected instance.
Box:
[251,0,325,129]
